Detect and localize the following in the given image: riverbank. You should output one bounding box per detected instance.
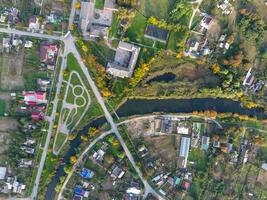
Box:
[45,97,267,199]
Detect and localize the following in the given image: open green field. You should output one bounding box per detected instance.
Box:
[125,11,154,46]
[137,0,176,19]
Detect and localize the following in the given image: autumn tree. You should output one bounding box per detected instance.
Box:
[75,2,81,9]
[70,156,77,164]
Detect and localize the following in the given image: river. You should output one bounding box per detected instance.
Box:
[45,98,267,199]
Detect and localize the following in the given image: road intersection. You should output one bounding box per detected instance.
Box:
[0,8,165,200]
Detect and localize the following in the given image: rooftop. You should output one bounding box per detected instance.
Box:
[144,24,169,42]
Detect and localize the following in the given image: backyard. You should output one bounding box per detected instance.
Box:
[137,0,176,19]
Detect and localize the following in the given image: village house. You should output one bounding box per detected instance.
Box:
[243,68,255,87]
[40,41,58,63]
[7,8,19,24]
[79,0,115,38]
[23,138,35,146]
[107,41,140,78]
[3,177,26,194]
[31,111,44,121]
[79,168,94,180]
[23,91,47,105]
[37,78,50,91]
[19,159,33,168]
[125,186,141,200]
[200,14,214,30]
[218,34,230,50]
[138,145,149,158]
[178,137,191,169]
[24,41,33,48]
[177,125,189,135]
[28,16,40,31]
[144,25,169,43]
[0,167,7,180]
[21,146,35,155]
[217,0,233,15]
[111,165,125,180]
[201,136,210,151]
[0,14,6,23]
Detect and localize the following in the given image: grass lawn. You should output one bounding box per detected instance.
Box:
[54,132,67,152]
[64,53,103,130]
[0,100,5,116]
[95,0,105,9]
[167,30,189,51]
[125,11,154,47]
[85,159,106,179]
[137,0,176,19]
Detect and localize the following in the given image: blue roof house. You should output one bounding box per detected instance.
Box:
[79,168,94,179]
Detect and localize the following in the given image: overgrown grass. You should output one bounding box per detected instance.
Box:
[109,12,120,39]
[137,0,176,19]
[54,132,67,152]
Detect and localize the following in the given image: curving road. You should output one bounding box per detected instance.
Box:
[0,6,165,200]
[57,130,112,199]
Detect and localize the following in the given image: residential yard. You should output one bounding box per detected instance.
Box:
[125,11,154,47]
[62,133,142,200]
[137,0,176,19]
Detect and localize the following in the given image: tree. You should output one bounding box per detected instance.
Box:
[75,2,81,9]
[70,156,77,164]
[211,64,221,74]
[82,45,88,53]
[101,87,112,97]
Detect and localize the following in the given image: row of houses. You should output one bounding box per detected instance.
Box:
[0,167,26,194]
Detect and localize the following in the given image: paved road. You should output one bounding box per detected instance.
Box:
[68,0,77,28]
[30,39,69,200]
[0,28,61,40]
[57,131,112,199]
[0,18,165,200]
[67,35,165,199]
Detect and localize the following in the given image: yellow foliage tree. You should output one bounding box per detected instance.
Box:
[101,87,112,97]
[74,2,81,9]
[211,64,221,74]
[82,45,88,53]
[70,156,77,164]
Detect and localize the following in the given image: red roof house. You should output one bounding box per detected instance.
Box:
[40,42,58,63]
[23,91,47,105]
[182,181,191,191]
[31,111,44,121]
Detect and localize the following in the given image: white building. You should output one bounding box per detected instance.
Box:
[107,41,140,78]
